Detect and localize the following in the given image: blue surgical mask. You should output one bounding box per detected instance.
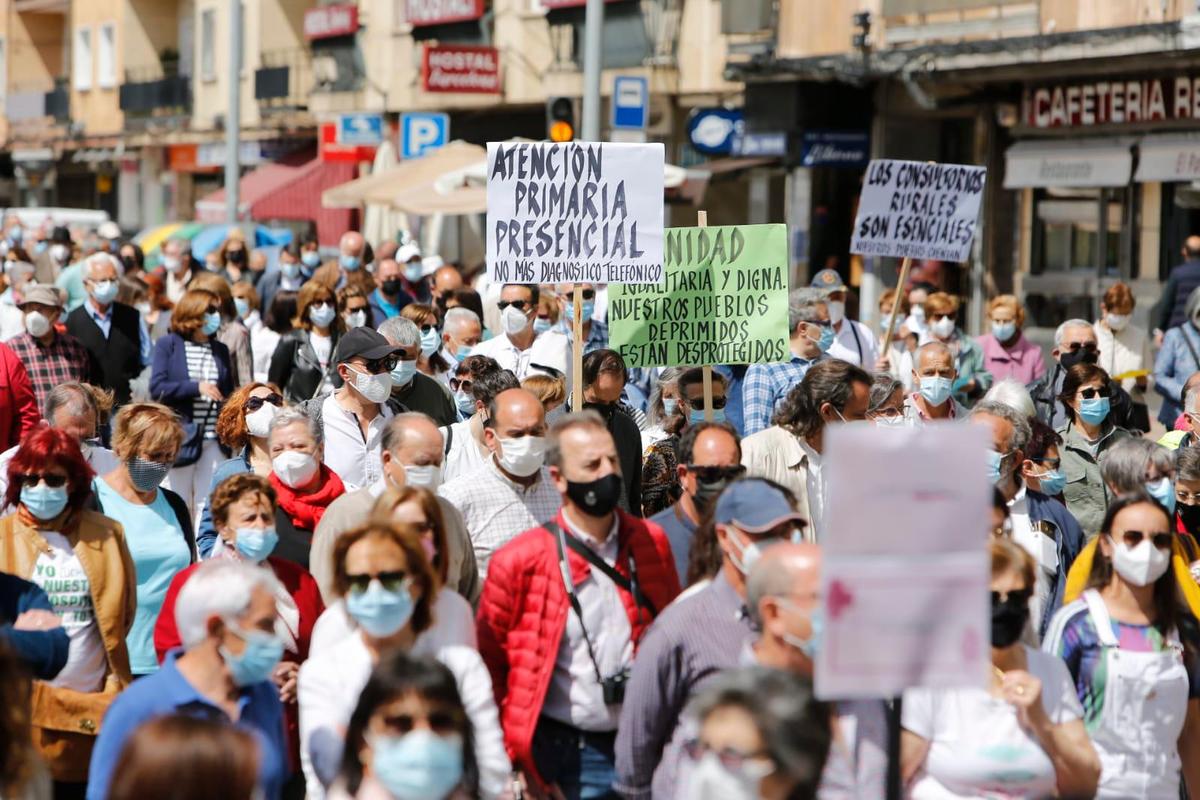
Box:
[986,449,1009,484]
[235,527,278,563]
[533,318,553,336]
[202,311,222,336]
[339,253,361,271]
[345,579,414,638]
[9,227,22,243]
[420,328,440,358]
[91,280,119,305]
[390,359,418,387]
[689,408,726,424]
[301,251,321,269]
[1078,396,1110,426]
[919,375,954,407]
[1036,469,1067,496]
[34,241,47,255]
[219,623,284,687]
[370,730,465,800]
[565,301,595,323]
[281,261,301,279]
[404,261,424,283]
[992,321,1016,342]
[20,483,68,521]
[806,323,835,354]
[455,390,476,416]
[663,398,679,417]
[308,304,336,328]
[452,345,472,364]
[1146,477,1177,516]
[234,297,250,319]
[781,607,823,660]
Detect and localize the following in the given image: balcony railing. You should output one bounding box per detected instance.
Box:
[256,48,313,112]
[120,65,191,115]
[5,79,69,125]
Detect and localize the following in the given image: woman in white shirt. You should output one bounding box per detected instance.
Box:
[901,538,1099,799]
[298,523,509,800]
[1094,281,1153,413]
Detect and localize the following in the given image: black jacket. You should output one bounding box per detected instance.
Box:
[268,328,341,404]
[1155,258,1200,332]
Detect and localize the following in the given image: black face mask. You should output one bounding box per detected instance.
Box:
[381,278,403,296]
[120,255,136,271]
[991,589,1031,648]
[1180,503,1200,534]
[1059,348,1098,370]
[227,249,246,265]
[566,473,622,517]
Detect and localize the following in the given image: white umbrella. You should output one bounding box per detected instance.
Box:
[362,141,404,246]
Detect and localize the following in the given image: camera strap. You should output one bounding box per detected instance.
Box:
[549,521,606,684]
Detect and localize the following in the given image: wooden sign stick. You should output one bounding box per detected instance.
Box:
[572,283,585,411]
[698,210,714,422]
[880,255,913,356]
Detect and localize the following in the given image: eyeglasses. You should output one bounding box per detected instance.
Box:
[345,570,409,595]
[1077,386,1112,400]
[376,708,464,737]
[449,377,472,393]
[498,299,533,311]
[867,408,904,421]
[418,324,437,334]
[1063,342,1099,354]
[1177,489,1200,505]
[566,288,596,302]
[682,739,771,773]
[1035,457,1061,470]
[360,355,400,374]
[991,588,1032,605]
[685,395,727,411]
[930,314,955,322]
[805,319,832,329]
[245,393,283,412]
[1113,530,1173,551]
[15,473,67,488]
[686,464,746,483]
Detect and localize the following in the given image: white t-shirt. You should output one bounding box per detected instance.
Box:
[1009,485,1057,642]
[902,646,1082,799]
[440,419,489,484]
[32,531,108,692]
[311,332,333,395]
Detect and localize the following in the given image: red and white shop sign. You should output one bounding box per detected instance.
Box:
[406,0,484,27]
[304,4,359,40]
[1022,75,1200,129]
[422,45,500,94]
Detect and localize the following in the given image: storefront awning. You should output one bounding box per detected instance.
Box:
[196,162,307,224]
[1135,134,1200,182]
[1003,139,1133,189]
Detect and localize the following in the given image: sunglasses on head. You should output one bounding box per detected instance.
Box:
[245,393,283,412]
[449,377,472,393]
[686,464,746,483]
[498,299,533,311]
[345,570,409,595]
[378,708,464,738]
[1078,386,1111,400]
[685,395,727,411]
[1113,530,1173,551]
[16,473,67,489]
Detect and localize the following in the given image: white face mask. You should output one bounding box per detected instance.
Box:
[501,304,531,336]
[930,316,955,339]
[495,435,545,477]
[162,255,183,273]
[244,403,279,438]
[272,450,319,489]
[24,310,51,338]
[50,244,70,264]
[826,300,845,325]
[1110,535,1171,587]
[348,366,392,404]
[345,310,367,329]
[684,751,771,800]
[1107,313,1130,332]
[404,463,443,490]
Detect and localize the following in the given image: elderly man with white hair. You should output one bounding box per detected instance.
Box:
[1029,318,1139,430]
[441,306,482,370]
[65,252,150,406]
[378,316,457,425]
[160,236,195,303]
[84,559,289,800]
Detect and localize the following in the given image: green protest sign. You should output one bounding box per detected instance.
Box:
[608,223,789,368]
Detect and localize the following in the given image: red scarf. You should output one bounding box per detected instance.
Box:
[269,465,345,532]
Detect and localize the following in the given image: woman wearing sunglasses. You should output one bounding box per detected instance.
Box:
[150,287,236,523]
[1044,493,1200,798]
[401,303,453,382]
[901,538,1099,798]
[1056,363,1131,537]
[0,427,136,788]
[270,281,342,404]
[93,402,194,678]
[331,651,479,800]
[299,523,509,799]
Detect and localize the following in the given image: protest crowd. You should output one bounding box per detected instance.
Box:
[6,202,1200,800]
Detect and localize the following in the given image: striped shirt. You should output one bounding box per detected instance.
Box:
[184,340,219,438]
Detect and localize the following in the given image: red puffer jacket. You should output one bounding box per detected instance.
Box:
[477,509,681,784]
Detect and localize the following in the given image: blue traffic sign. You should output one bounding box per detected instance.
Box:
[401,112,450,159]
[337,113,384,146]
[612,76,649,130]
[687,107,743,155]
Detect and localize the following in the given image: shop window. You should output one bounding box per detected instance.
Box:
[73,27,92,91]
[1032,187,1133,277]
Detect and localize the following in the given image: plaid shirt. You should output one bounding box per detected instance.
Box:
[742,354,823,435]
[553,318,609,355]
[6,330,92,414]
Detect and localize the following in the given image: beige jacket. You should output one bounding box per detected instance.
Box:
[739,425,812,536]
[310,484,480,605]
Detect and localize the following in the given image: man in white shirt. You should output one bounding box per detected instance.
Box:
[162,237,193,304]
[471,284,570,380]
[811,268,881,369]
[441,359,519,483]
[439,387,560,576]
[310,327,399,491]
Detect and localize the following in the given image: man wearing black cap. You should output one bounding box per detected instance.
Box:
[301,327,400,491]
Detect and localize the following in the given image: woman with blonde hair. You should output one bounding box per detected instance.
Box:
[521,372,566,419]
[978,294,1045,384]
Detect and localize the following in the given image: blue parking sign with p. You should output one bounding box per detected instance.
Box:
[401,113,450,159]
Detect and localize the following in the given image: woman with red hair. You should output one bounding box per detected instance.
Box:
[0,426,136,791]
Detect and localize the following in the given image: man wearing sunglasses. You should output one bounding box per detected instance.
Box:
[472,284,570,381]
[743,288,831,436]
[1029,319,1138,430]
[554,283,609,355]
[377,317,457,427]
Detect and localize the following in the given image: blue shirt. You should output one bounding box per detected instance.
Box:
[86,300,153,366]
[0,571,69,680]
[86,650,287,800]
[94,478,191,675]
[650,503,696,585]
[741,355,823,435]
[553,318,610,354]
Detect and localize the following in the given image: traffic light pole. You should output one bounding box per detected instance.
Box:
[581,0,604,142]
[225,0,241,225]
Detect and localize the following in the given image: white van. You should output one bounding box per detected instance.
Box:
[0,207,111,231]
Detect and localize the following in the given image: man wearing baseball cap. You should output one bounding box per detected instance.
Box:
[302,326,400,490]
[811,267,881,370]
[615,478,805,799]
[7,283,92,412]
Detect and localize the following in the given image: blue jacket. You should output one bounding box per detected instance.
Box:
[368,288,412,327]
[1026,488,1086,638]
[1154,258,1200,332]
[1154,322,1200,426]
[149,332,235,424]
[0,572,69,680]
[196,450,254,557]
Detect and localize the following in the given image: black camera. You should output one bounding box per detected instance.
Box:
[601,669,630,705]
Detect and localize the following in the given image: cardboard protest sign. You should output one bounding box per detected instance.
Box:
[486,141,664,284]
[606,223,789,368]
[816,423,991,700]
[849,159,987,262]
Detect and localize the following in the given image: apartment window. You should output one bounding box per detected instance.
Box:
[73,27,92,91]
[201,9,216,81]
[97,23,116,88]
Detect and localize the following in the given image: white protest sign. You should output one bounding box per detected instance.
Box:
[815,423,991,700]
[849,159,987,262]
[486,141,665,284]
